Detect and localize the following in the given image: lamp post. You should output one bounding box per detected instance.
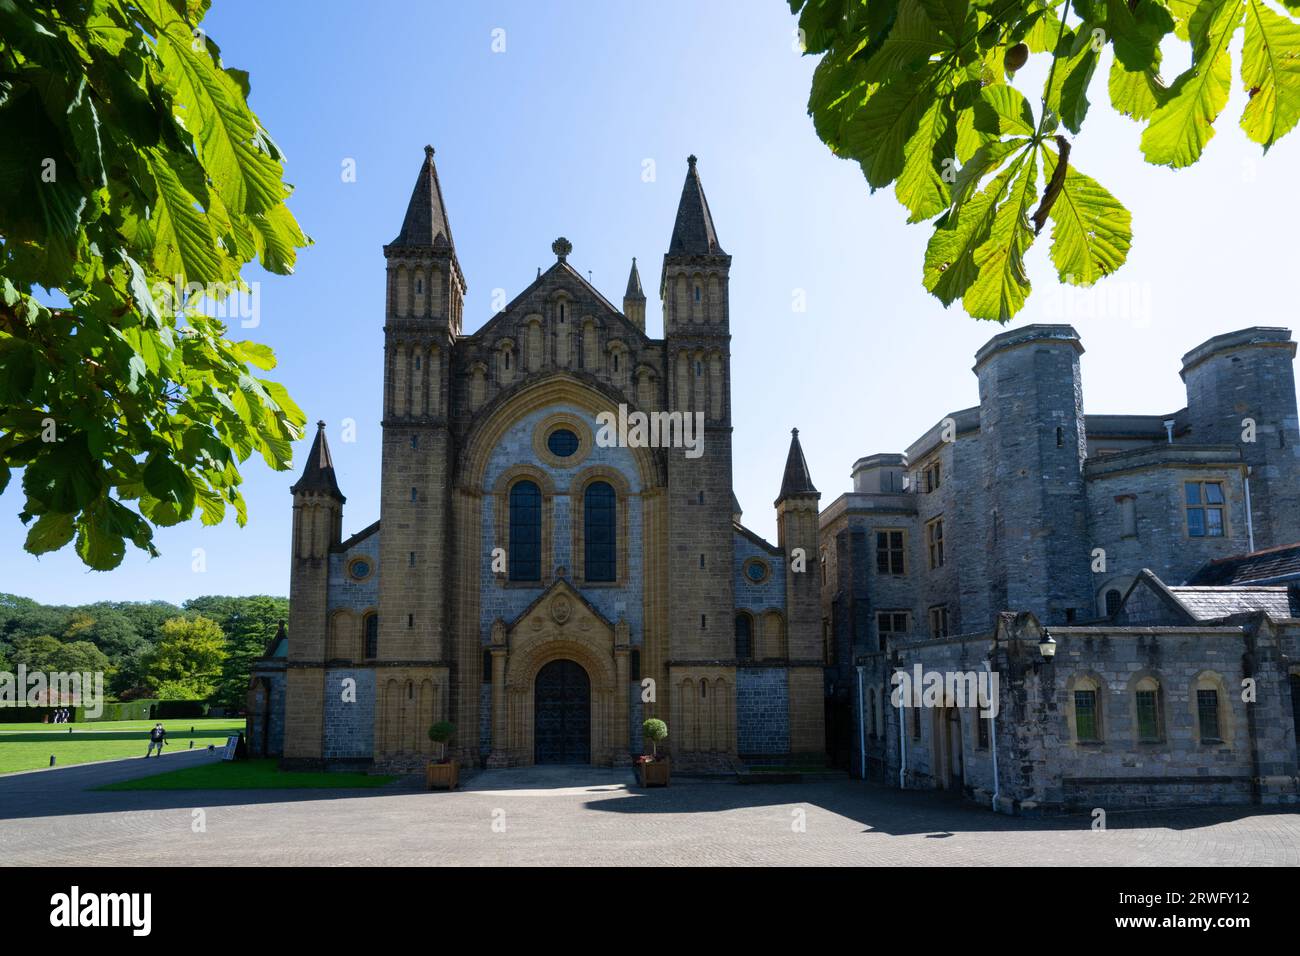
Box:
[1038,631,1057,660]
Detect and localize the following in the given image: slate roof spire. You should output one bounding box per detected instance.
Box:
[624,257,645,300]
[389,144,455,249]
[777,428,818,502]
[290,421,345,502]
[668,154,725,256]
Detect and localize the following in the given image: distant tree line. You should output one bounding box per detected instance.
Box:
[0,593,286,709]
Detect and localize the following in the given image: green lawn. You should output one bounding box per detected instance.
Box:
[99,758,397,791]
[0,719,244,774]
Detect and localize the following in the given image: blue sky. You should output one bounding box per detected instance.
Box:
[4,0,1298,605]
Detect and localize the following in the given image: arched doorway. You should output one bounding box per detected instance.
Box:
[933,707,964,791]
[534,659,591,764]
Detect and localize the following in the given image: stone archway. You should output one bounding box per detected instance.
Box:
[486,581,629,767]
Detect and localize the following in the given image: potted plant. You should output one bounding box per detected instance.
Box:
[637,718,670,787]
[426,720,459,790]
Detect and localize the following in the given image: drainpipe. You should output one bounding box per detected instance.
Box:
[856,665,866,781]
[896,670,906,790]
[985,659,1000,813]
[1244,469,1256,553]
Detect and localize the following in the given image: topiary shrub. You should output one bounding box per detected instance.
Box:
[428,720,456,763]
[642,718,668,760]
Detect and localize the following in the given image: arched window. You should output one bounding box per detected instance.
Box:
[1105,588,1123,617]
[1072,676,1102,742]
[1194,675,1225,743]
[584,481,616,582]
[735,612,753,662]
[1134,676,1163,742]
[364,613,378,659]
[509,480,542,581]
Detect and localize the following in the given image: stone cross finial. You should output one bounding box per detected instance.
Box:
[687,154,697,169]
[424,144,435,158]
[552,237,572,262]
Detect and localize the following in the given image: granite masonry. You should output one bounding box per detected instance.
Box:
[822,325,1300,811]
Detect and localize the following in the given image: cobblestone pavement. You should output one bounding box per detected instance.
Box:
[1,760,1297,866]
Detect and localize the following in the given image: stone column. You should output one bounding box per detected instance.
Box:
[487,621,511,768]
[613,620,632,767]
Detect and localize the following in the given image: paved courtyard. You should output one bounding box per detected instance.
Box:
[0,754,1297,866]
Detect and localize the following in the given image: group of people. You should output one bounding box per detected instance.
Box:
[48,707,73,724]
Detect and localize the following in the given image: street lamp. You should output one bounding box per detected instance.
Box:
[1038,631,1057,659]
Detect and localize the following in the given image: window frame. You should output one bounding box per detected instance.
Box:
[875,529,908,576]
[925,517,945,570]
[1184,479,1227,538]
[507,479,543,582]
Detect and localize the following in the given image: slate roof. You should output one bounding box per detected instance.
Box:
[1186,542,1300,585]
[389,145,455,249]
[290,421,345,501]
[668,155,725,256]
[776,428,819,502]
[1166,586,1299,621]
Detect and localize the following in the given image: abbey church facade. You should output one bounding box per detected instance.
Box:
[250,148,824,770]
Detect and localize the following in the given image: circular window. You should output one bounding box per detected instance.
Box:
[349,559,372,581]
[546,428,580,458]
[744,559,769,584]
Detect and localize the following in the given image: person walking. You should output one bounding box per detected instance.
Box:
[145,723,167,758]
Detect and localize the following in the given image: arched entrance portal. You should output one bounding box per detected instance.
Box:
[534,659,591,764]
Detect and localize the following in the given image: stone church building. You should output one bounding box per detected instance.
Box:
[249,148,824,770]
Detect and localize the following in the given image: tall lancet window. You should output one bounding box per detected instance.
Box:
[509,481,542,582]
[584,481,616,582]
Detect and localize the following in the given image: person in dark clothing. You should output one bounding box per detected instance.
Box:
[145,723,167,757]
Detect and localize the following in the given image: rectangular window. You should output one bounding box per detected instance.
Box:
[877,612,909,651]
[1135,689,1161,741]
[928,605,949,638]
[1197,689,1221,741]
[875,530,906,575]
[923,460,942,493]
[926,518,945,570]
[1185,481,1226,537]
[1074,690,1099,741]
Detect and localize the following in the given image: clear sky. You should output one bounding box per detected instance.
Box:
[5,0,1298,605]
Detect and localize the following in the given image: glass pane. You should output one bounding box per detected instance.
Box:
[509,481,542,581]
[1197,689,1220,740]
[546,428,579,457]
[1206,508,1224,536]
[1136,690,1159,740]
[584,481,616,582]
[1185,482,1201,505]
[1074,690,1098,740]
[1187,508,1205,536]
[1204,482,1224,504]
[735,614,752,660]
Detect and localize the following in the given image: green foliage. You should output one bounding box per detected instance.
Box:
[141,614,227,699]
[642,717,668,756]
[0,0,310,569]
[792,0,1300,320]
[10,633,112,673]
[183,594,285,708]
[428,720,456,743]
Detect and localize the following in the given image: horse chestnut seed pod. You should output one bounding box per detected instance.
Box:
[1004,43,1030,72]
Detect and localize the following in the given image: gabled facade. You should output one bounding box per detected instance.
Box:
[249,149,824,770]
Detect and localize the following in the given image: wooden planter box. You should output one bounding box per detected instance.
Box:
[426,759,459,790]
[638,758,670,788]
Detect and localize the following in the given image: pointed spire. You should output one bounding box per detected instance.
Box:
[777,428,819,502]
[291,421,346,501]
[390,145,454,249]
[668,154,725,256]
[625,257,645,300]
